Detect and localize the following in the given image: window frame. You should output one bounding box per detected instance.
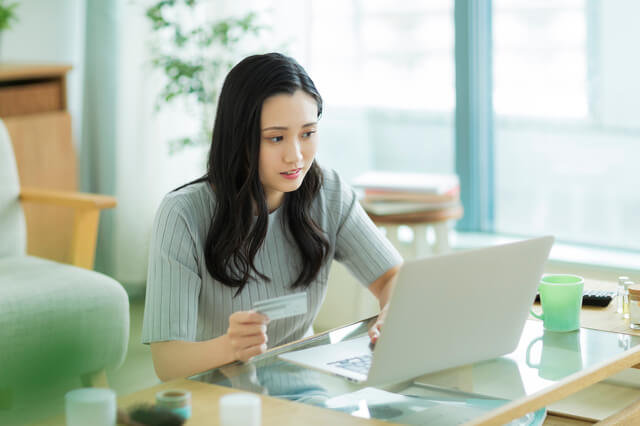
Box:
[454,0,495,232]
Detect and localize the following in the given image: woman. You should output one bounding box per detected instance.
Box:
[142,52,403,381]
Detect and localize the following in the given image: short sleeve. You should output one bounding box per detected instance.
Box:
[141,195,202,344]
[330,172,403,286]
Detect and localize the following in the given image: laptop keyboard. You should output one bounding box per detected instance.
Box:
[328,354,372,375]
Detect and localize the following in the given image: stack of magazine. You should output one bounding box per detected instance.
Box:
[352,171,461,216]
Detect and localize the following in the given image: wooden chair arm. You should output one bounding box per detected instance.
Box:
[19,187,117,210]
[19,187,117,270]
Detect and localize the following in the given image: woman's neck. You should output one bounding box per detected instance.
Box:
[265,190,284,213]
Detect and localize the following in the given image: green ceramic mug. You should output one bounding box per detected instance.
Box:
[530,274,584,332]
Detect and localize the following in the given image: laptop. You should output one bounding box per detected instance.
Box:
[279,236,554,387]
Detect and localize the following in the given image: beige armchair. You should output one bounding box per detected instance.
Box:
[0,119,129,418]
[18,187,116,270]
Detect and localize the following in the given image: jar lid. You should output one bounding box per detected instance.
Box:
[156,389,190,409]
[628,284,640,296]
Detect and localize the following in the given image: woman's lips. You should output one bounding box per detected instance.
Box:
[280,168,302,179]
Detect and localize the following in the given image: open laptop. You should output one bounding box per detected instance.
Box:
[279,236,554,387]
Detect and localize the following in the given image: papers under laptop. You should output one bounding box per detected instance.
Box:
[279,236,554,387]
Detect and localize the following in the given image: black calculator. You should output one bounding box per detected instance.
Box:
[535,290,617,307]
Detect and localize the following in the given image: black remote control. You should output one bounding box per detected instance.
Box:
[535,290,616,307]
[582,290,617,307]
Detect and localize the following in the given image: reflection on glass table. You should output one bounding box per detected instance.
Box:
[189,318,640,425]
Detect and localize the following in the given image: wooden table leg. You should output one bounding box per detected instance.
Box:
[432,221,451,254]
[413,223,430,258]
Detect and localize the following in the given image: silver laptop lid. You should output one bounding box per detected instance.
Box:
[366,236,554,386]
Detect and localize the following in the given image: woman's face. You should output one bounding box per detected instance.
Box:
[259,89,319,211]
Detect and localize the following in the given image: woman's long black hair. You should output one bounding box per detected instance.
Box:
[180,53,330,296]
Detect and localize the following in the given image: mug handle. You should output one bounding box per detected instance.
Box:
[525,336,543,368]
[530,306,544,321]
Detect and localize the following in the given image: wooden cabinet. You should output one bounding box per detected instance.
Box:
[0,64,78,263]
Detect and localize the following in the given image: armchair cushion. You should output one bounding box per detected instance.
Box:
[0,119,26,258]
[0,256,129,384]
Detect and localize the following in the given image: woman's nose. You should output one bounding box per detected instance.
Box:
[284,139,303,163]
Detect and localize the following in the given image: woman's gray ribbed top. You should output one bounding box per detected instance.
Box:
[141,167,402,347]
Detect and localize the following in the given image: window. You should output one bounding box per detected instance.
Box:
[307,0,455,181]
[494,0,640,251]
[302,0,640,253]
[493,0,587,118]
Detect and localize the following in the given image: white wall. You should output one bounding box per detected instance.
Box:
[2,0,86,148]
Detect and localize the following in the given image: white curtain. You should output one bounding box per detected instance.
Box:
[82,0,210,291]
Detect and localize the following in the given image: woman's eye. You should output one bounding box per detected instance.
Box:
[269,136,283,142]
[302,130,316,138]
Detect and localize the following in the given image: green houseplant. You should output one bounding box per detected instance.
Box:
[0,0,18,31]
[0,0,19,58]
[146,0,268,152]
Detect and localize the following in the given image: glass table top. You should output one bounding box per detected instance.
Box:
[189,318,640,425]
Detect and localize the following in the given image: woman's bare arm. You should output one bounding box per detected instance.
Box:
[150,311,269,381]
[368,264,401,308]
[150,335,234,381]
[367,265,402,342]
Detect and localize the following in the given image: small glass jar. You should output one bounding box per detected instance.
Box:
[623,281,634,319]
[156,389,191,419]
[628,285,640,330]
[618,276,630,314]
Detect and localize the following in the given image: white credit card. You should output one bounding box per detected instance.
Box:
[252,292,307,321]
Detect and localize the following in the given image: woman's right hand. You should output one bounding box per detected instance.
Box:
[226,311,270,362]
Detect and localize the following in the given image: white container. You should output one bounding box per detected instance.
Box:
[219,393,261,426]
[65,388,116,426]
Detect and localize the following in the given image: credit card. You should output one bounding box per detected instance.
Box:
[252,292,307,321]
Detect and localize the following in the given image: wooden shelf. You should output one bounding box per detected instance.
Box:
[0,63,72,82]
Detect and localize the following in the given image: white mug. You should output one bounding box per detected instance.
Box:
[65,388,116,426]
[219,393,261,426]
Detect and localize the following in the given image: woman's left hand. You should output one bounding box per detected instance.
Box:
[368,303,389,348]
[367,264,400,349]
